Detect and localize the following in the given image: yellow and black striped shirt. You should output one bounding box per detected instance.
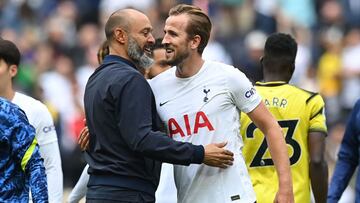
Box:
[240,81,327,203]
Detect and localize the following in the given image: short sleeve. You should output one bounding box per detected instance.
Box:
[308,94,327,133]
[33,102,58,145]
[227,68,262,113]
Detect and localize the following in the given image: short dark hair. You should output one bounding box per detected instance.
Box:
[263,33,297,78]
[0,39,21,66]
[169,4,211,54]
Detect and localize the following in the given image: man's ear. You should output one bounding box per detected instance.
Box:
[114,27,127,44]
[259,56,264,64]
[190,35,201,50]
[9,64,18,78]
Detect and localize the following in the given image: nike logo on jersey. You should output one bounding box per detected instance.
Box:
[159,100,170,106]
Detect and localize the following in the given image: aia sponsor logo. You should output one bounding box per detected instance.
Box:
[167,111,214,138]
[245,87,256,98]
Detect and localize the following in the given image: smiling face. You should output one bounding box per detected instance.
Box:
[127,35,154,69]
[162,14,192,67]
[107,9,156,69]
[126,12,155,69]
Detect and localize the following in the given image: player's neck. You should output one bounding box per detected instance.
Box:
[0,86,15,101]
[175,56,204,78]
[263,75,288,83]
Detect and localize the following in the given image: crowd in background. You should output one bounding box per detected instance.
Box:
[1,0,360,198]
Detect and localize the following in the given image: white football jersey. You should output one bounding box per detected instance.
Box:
[150,61,261,203]
[12,92,63,202]
[12,92,58,145]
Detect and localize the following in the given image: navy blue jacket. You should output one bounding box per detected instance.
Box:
[84,55,204,196]
[328,99,360,202]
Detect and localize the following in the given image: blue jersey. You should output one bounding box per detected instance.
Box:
[0,97,48,202]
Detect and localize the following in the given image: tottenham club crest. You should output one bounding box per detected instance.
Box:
[203,87,210,102]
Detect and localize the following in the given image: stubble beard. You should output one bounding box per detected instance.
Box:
[165,49,189,67]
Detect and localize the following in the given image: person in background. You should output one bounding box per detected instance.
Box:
[0,97,48,202]
[328,98,360,202]
[96,40,110,65]
[317,27,343,126]
[0,39,63,202]
[240,30,267,83]
[145,38,170,79]
[240,33,328,203]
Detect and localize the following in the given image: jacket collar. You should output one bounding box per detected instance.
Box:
[103,55,137,70]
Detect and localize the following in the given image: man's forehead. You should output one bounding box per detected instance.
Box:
[0,58,7,65]
[122,9,152,30]
[165,14,189,30]
[132,22,152,33]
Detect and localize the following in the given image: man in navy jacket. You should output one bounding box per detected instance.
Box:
[328,98,360,202]
[83,8,234,203]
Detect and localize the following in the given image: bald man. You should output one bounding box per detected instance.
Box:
[83,8,234,203]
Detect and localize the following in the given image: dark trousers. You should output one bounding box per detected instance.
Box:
[86,185,155,203]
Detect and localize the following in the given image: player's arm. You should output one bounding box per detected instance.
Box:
[14,121,48,202]
[38,142,62,202]
[111,73,233,167]
[25,139,49,203]
[308,131,328,203]
[36,104,63,202]
[328,100,360,202]
[247,102,294,203]
[67,165,89,203]
[227,67,293,202]
[307,94,328,203]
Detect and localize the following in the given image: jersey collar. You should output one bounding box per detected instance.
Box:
[255,81,287,87]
